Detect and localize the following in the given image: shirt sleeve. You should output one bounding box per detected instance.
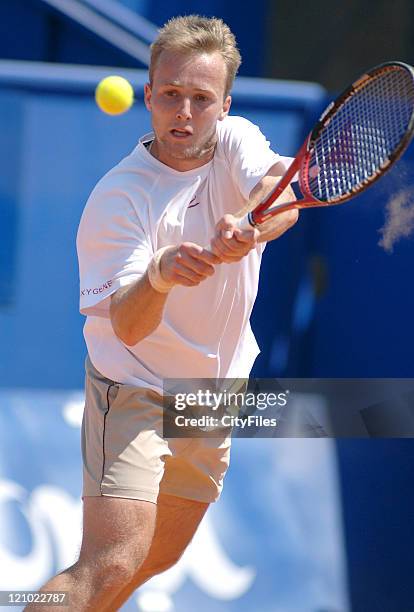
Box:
[77,188,152,318]
[219,116,294,200]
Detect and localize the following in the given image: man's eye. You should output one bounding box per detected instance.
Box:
[195,95,208,102]
[165,90,177,97]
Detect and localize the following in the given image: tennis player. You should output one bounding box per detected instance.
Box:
[26,15,297,611]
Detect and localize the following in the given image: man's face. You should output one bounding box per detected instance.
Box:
[144,50,232,171]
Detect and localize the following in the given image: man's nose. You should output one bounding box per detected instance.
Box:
[176,98,192,120]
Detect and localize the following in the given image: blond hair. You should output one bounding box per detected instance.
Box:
[149,15,241,97]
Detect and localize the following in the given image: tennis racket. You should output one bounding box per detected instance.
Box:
[236,61,414,229]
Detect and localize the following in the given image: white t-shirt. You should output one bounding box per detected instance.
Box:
[77,116,292,391]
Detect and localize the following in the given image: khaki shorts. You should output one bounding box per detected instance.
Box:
[81,356,231,504]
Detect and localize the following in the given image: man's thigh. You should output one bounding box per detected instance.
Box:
[79,496,157,566]
[107,493,209,610]
[140,492,209,574]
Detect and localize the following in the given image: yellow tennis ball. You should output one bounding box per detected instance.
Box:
[95,75,134,115]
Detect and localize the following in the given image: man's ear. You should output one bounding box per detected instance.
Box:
[219,95,232,120]
[144,83,152,111]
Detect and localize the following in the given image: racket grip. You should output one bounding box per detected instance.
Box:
[234,212,255,230]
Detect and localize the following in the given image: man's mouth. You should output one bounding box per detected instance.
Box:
[170,128,193,138]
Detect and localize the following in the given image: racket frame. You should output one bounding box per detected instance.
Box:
[245,61,414,228]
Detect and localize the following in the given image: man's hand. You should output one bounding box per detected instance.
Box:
[209,214,260,263]
[160,242,221,287]
[111,243,220,345]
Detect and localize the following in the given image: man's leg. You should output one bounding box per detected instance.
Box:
[25,496,156,612]
[107,493,209,611]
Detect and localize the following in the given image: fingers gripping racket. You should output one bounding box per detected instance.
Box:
[236,61,414,229]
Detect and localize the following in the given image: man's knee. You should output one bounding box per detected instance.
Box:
[78,548,147,592]
[139,550,184,581]
[98,559,139,590]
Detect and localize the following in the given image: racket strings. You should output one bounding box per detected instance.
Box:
[309,67,414,202]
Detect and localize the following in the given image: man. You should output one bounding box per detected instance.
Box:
[27,14,297,611]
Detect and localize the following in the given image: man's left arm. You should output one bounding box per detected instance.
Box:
[210,163,298,263]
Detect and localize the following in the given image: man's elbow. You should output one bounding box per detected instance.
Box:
[282,185,299,227]
[116,328,140,347]
[110,312,162,346]
[110,318,136,346]
[110,319,157,346]
[286,208,299,227]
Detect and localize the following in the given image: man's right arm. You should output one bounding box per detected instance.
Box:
[110,242,220,346]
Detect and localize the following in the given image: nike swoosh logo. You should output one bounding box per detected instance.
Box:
[188,196,200,208]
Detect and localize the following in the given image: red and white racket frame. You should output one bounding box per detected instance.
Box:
[236,61,414,231]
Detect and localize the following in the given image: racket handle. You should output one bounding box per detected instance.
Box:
[234,212,256,230]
